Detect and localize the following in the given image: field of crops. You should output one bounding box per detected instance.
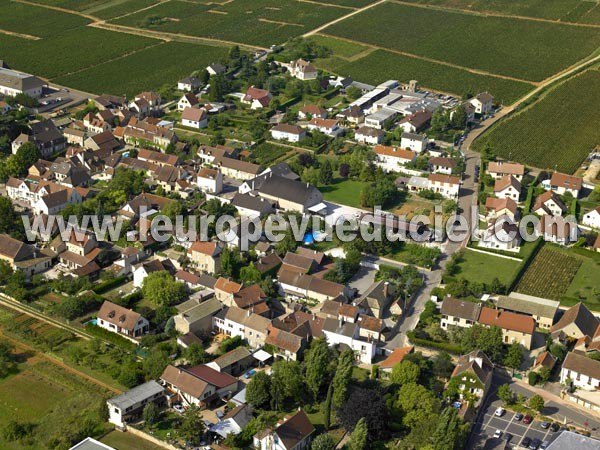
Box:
[473,68,600,173]
[402,0,600,24]
[315,0,377,6]
[515,246,583,300]
[316,47,535,104]
[112,0,349,47]
[54,41,230,96]
[323,2,600,81]
[28,0,160,18]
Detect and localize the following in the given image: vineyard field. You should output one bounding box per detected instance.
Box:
[112,0,349,47]
[316,47,535,104]
[323,2,600,81]
[402,0,600,24]
[472,68,600,173]
[31,0,161,19]
[515,246,582,300]
[54,41,230,96]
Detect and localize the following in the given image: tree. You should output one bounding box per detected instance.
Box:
[239,262,261,284]
[460,325,503,363]
[179,405,205,444]
[528,371,539,386]
[504,343,523,370]
[497,384,514,404]
[220,246,238,277]
[311,433,336,450]
[304,337,332,400]
[332,349,354,407]
[390,360,420,385]
[270,360,303,410]
[323,382,333,431]
[549,343,566,361]
[0,197,22,238]
[184,343,207,365]
[395,382,440,430]
[14,141,40,173]
[143,402,159,427]
[141,272,187,306]
[538,366,551,383]
[319,159,333,185]
[450,104,467,129]
[529,394,545,412]
[346,86,362,101]
[246,371,271,409]
[209,74,226,102]
[347,417,368,450]
[338,386,387,440]
[0,340,15,378]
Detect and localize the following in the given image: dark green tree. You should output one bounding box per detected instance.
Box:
[246,371,271,409]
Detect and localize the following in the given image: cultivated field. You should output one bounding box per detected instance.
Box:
[473,68,600,173]
[402,0,600,25]
[27,0,162,19]
[563,251,600,310]
[112,0,351,47]
[323,2,600,81]
[515,245,583,300]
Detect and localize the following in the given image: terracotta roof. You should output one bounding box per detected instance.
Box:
[271,123,305,135]
[160,365,208,399]
[429,173,460,186]
[355,126,384,137]
[339,303,358,319]
[374,145,416,160]
[358,314,383,332]
[308,118,338,129]
[533,191,567,214]
[300,104,326,116]
[478,307,535,334]
[97,300,143,333]
[379,346,414,369]
[494,174,521,193]
[234,284,266,309]
[260,410,315,449]
[138,149,179,166]
[429,156,457,169]
[180,93,199,106]
[198,167,219,179]
[182,107,206,122]
[485,197,518,214]
[534,351,556,370]
[550,172,582,191]
[214,277,242,294]
[185,364,238,388]
[441,297,482,321]
[188,240,220,257]
[175,270,201,285]
[488,162,524,176]
[282,252,314,272]
[265,326,304,353]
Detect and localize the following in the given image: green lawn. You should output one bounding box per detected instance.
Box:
[453,249,521,286]
[319,178,369,208]
[101,430,164,450]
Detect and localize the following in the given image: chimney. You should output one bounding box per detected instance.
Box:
[306,182,309,188]
[247,308,252,317]
[383,281,389,298]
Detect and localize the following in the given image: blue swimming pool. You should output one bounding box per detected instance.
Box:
[303,232,315,244]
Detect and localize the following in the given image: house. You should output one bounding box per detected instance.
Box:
[494,175,521,201]
[137,148,179,167]
[298,104,327,120]
[400,132,427,153]
[135,91,161,112]
[32,186,87,215]
[440,297,482,330]
[379,346,414,373]
[428,173,460,199]
[306,118,341,137]
[270,124,306,142]
[120,117,176,150]
[196,167,223,194]
[278,267,349,303]
[160,364,238,408]
[544,172,582,198]
[97,300,149,340]
[478,307,535,350]
[0,100,10,115]
[181,107,207,129]
[497,293,559,330]
[264,326,307,362]
[214,277,242,304]
[0,67,45,98]
[84,130,120,153]
[178,76,201,92]
[543,431,600,450]
[178,93,199,111]
[214,156,262,180]
[63,127,87,147]
[210,403,254,439]
[174,297,223,337]
[583,206,600,229]
[12,119,66,158]
[484,197,518,221]
[337,105,364,124]
[468,92,494,115]
[533,191,567,217]
[550,302,599,340]
[239,173,324,213]
[132,259,175,288]
[242,86,271,109]
[479,218,520,252]
[398,109,432,133]
[532,351,556,374]
[0,233,53,277]
[355,281,396,319]
[206,346,255,376]
[322,317,378,364]
[231,193,275,218]
[354,126,384,145]
[288,59,318,80]
[487,162,525,181]
[535,214,579,245]
[233,284,268,312]
[373,145,416,172]
[364,108,397,129]
[117,192,172,221]
[213,306,271,349]
[206,63,226,76]
[450,351,494,406]
[69,438,115,450]
[188,240,222,274]
[253,410,315,450]
[429,156,457,175]
[107,380,165,427]
[560,351,600,390]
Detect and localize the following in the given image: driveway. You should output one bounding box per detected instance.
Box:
[348,265,376,294]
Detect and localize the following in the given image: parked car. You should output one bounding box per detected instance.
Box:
[493,430,503,438]
[495,407,506,417]
[521,437,532,447]
[216,410,224,420]
[541,421,550,429]
[514,413,524,421]
[549,423,560,432]
[243,369,256,379]
[540,440,551,449]
[529,438,541,449]
[523,415,533,424]
[173,404,185,414]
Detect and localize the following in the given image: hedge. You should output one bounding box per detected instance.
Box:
[92,276,127,295]
[84,323,136,351]
[406,331,463,354]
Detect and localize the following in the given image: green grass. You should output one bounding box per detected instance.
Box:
[317,47,535,104]
[112,0,350,47]
[54,41,229,96]
[562,252,600,310]
[323,2,600,81]
[453,248,521,285]
[319,178,369,208]
[101,430,164,450]
[311,34,370,59]
[473,68,600,173]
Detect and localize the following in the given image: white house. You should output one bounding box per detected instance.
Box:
[0,67,45,98]
[487,161,525,181]
[298,104,327,120]
[242,86,271,109]
[560,351,600,390]
[97,300,149,340]
[177,76,201,92]
[177,93,199,111]
[429,156,457,175]
[107,381,165,427]
[196,167,223,194]
[322,317,377,364]
[288,59,318,81]
[253,410,315,450]
[543,172,582,198]
[468,92,494,115]
[428,174,460,199]
[494,175,521,201]
[270,123,306,142]
[213,306,271,349]
[479,218,520,252]
[354,126,384,145]
[583,206,600,229]
[373,145,416,173]
[400,132,427,153]
[306,118,341,137]
[533,191,567,217]
[181,107,207,129]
